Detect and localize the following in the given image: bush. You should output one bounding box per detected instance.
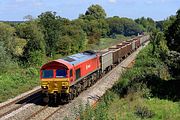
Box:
[134,105,155,119]
[28,50,45,66]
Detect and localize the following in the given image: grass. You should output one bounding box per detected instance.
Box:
[0,67,39,102]
[75,43,180,120]
[88,34,130,50]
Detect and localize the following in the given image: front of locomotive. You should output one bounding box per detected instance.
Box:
[40,59,73,103]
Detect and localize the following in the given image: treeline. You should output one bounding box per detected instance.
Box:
[150,9,180,78]
[0,4,157,70]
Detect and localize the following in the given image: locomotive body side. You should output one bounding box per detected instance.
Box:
[70,53,100,85]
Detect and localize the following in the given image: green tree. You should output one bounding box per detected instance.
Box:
[135,17,156,32]
[38,11,63,56]
[56,22,87,55]
[85,4,106,19]
[107,17,144,36]
[150,30,168,60]
[79,4,109,44]
[0,42,11,72]
[165,9,180,52]
[0,22,27,58]
[16,21,45,65]
[0,22,16,55]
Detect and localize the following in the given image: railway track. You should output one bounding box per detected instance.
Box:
[25,105,49,120]
[0,88,42,119]
[23,105,64,120]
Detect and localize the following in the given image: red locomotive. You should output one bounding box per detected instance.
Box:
[40,35,149,103]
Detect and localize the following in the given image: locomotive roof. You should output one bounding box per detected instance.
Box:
[61,51,97,66]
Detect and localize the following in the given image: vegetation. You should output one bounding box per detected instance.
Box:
[73,8,180,120]
[75,43,180,120]
[165,9,180,52]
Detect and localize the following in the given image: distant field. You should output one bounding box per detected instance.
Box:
[88,34,131,50]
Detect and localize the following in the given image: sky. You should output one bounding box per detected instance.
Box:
[0,0,180,21]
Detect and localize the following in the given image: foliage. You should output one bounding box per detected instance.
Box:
[79,4,109,44]
[0,42,13,73]
[84,4,106,19]
[150,30,169,60]
[0,67,39,102]
[16,21,45,65]
[107,17,144,36]
[135,17,156,32]
[163,15,176,32]
[165,9,180,52]
[0,22,16,56]
[38,11,87,56]
[56,23,87,55]
[76,43,180,120]
[38,11,63,56]
[165,51,180,76]
[134,105,155,119]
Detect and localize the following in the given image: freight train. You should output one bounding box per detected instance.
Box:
[40,35,149,103]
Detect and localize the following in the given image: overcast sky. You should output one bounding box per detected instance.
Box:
[0,0,180,21]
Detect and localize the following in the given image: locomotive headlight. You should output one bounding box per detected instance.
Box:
[42,86,48,89]
[62,82,68,86]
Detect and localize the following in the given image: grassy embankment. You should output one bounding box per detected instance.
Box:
[0,35,128,103]
[76,44,180,120]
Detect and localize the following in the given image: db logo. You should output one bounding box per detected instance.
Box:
[86,64,91,70]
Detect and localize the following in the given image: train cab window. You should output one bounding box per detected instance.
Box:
[76,68,81,79]
[70,69,73,77]
[42,70,53,78]
[56,69,66,78]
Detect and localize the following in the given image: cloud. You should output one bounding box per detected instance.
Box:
[109,0,117,3]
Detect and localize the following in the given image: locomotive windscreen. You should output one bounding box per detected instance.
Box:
[42,70,53,78]
[56,69,66,78]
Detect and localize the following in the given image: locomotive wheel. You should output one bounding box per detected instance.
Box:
[43,96,49,104]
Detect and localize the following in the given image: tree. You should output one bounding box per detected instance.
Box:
[107,17,144,36]
[0,42,11,72]
[85,4,106,19]
[163,15,176,32]
[165,9,180,52]
[38,11,63,56]
[0,22,27,58]
[135,17,156,32]
[79,4,109,44]
[23,15,34,21]
[0,22,16,55]
[56,22,87,55]
[16,21,45,65]
[150,29,169,60]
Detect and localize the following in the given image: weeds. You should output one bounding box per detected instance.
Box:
[134,105,155,119]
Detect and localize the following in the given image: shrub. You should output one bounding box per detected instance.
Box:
[134,105,155,119]
[28,50,45,66]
